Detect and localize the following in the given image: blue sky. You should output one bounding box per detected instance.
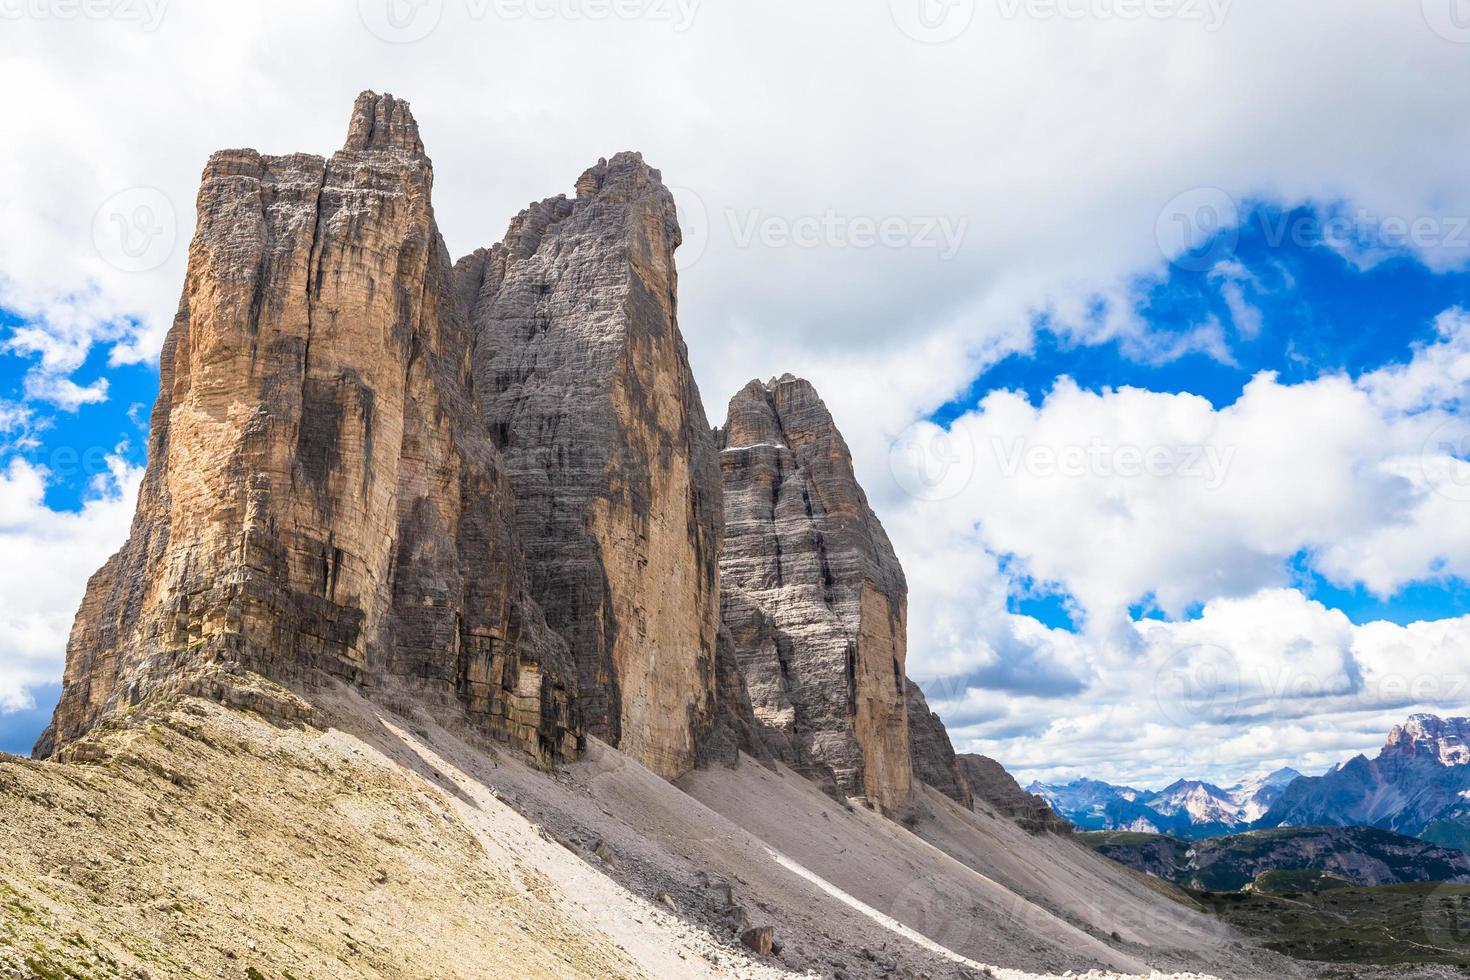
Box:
[948,203,1470,635]
[4,0,1470,787]
[3,200,1466,765]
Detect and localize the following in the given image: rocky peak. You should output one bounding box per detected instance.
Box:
[454,149,720,781]
[1385,714,1470,766]
[343,90,426,157]
[38,91,578,765]
[718,374,913,812]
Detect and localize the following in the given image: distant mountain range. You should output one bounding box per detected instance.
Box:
[1260,715,1470,850]
[1080,825,1470,892]
[1032,714,1470,852]
[1028,767,1302,838]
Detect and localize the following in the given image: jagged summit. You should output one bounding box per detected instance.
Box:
[38,92,577,764]
[343,90,425,156]
[718,373,914,811]
[1387,713,1470,765]
[452,145,719,780]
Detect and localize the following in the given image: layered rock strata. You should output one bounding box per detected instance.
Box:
[717,375,913,811]
[906,679,974,809]
[40,93,579,764]
[960,755,1073,834]
[455,153,721,780]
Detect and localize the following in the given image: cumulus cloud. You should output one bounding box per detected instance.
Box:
[897,314,1470,785]
[3,2,1470,780]
[927,589,1470,788]
[1,1,1469,432]
[893,313,1470,641]
[0,454,141,713]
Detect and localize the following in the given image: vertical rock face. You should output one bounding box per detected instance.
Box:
[959,755,1073,834]
[455,153,720,780]
[39,92,580,764]
[718,375,913,812]
[905,679,973,809]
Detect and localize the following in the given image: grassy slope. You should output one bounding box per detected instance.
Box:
[1195,883,1470,966]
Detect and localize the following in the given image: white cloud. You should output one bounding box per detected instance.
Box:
[896,316,1470,785]
[0,1,1468,431]
[3,2,1470,781]
[0,454,141,713]
[928,589,1470,788]
[892,314,1470,646]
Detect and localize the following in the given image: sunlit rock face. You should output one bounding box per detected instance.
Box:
[717,375,914,812]
[40,92,580,765]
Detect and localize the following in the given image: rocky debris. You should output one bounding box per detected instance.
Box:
[740,926,775,956]
[959,756,1071,835]
[455,152,721,781]
[905,679,973,809]
[717,374,913,813]
[39,91,579,766]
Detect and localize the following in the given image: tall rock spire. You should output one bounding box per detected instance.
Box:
[718,375,914,812]
[455,151,721,780]
[38,92,579,764]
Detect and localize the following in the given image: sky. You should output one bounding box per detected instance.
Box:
[1,0,1468,786]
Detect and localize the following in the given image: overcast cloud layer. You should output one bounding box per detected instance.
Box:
[1,0,1468,783]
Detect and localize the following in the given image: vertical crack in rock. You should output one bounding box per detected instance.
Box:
[455,152,720,780]
[717,374,914,812]
[39,91,580,766]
